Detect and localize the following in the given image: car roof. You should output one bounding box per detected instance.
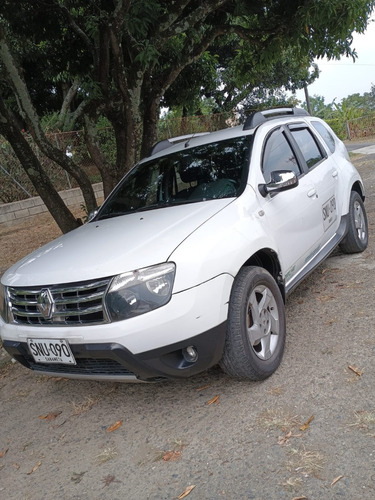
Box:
[146,107,311,161]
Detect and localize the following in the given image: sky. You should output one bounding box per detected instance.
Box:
[294,16,375,104]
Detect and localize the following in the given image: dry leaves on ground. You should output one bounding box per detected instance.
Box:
[300,415,314,432]
[206,395,220,405]
[38,411,62,421]
[178,485,196,499]
[106,420,123,433]
[27,461,42,475]
[348,365,362,376]
[331,475,344,487]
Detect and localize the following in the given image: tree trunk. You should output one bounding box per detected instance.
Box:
[0,27,97,214]
[111,110,142,182]
[141,97,160,159]
[84,115,118,198]
[0,106,80,234]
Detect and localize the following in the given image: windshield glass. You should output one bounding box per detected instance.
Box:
[97,135,252,220]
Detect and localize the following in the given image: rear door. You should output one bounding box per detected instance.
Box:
[288,124,340,244]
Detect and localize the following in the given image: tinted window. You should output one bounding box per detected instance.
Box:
[97,136,251,219]
[262,128,300,182]
[290,128,324,168]
[312,121,336,153]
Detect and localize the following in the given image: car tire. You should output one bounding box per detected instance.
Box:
[339,191,368,254]
[220,266,286,380]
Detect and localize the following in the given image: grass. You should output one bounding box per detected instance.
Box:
[96,447,118,465]
[71,396,100,415]
[285,447,325,478]
[348,410,375,435]
[258,408,301,433]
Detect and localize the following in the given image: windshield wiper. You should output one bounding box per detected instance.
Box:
[96,201,173,220]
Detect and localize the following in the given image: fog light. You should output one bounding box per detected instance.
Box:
[182,346,198,363]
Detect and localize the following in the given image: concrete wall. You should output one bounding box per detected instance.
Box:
[0,183,104,226]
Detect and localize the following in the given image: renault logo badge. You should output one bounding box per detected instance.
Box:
[37,289,55,320]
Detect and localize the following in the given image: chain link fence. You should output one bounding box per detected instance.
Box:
[327,113,375,141]
[0,129,109,204]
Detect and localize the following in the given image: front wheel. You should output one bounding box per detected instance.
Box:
[220,266,286,380]
[339,191,368,254]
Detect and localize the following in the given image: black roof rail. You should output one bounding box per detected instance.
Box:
[149,132,210,156]
[149,139,173,156]
[243,107,310,131]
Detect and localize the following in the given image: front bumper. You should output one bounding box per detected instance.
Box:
[3,321,227,381]
[0,274,233,381]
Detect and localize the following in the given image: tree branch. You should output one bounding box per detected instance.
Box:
[57,79,79,130]
[0,25,97,212]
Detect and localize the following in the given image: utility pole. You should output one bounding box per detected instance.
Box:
[304,83,312,115]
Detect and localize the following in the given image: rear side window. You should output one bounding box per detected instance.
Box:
[290,128,324,169]
[311,121,336,153]
[262,128,301,182]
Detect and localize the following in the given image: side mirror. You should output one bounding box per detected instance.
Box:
[87,208,100,222]
[258,170,298,198]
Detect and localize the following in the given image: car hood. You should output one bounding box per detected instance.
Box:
[2,200,233,287]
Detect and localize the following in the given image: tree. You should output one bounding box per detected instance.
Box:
[301,95,334,119]
[1,0,374,232]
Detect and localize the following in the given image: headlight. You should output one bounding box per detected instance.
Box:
[0,284,8,322]
[105,263,175,321]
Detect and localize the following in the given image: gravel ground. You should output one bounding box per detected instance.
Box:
[0,152,374,500]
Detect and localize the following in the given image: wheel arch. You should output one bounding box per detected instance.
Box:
[351,180,365,201]
[241,248,285,302]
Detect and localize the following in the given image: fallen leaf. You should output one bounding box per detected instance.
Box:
[13,463,20,470]
[38,411,62,421]
[27,461,42,475]
[178,485,196,499]
[106,420,123,433]
[206,395,219,405]
[278,430,292,445]
[196,385,211,392]
[292,497,307,500]
[331,475,344,487]
[0,448,8,458]
[348,365,362,376]
[278,430,302,445]
[300,415,314,431]
[162,450,182,462]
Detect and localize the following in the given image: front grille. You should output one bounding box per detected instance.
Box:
[7,278,112,326]
[26,357,134,376]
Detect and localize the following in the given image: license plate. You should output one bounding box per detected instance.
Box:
[27,338,76,365]
[322,195,337,231]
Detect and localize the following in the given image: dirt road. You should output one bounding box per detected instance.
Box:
[0,152,374,500]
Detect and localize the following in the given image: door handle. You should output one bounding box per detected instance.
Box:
[332,169,338,178]
[307,188,317,198]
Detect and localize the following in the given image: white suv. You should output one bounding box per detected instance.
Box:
[0,108,368,382]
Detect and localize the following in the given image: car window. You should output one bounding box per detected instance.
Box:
[97,136,252,219]
[311,121,336,153]
[290,127,324,168]
[262,128,301,182]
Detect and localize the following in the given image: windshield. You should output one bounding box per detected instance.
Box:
[97,135,252,220]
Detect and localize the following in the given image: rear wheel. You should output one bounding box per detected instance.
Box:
[340,191,368,254]
[220,266,286,380]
